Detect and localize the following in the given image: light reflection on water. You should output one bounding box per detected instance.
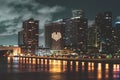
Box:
[2,57,120,80]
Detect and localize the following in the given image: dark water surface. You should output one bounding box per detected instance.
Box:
[0,57,120,80]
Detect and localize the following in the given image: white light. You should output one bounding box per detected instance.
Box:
[71,16,80,19]
[29,21,34,23]
[51,32,62,41]
[115,21,120,24]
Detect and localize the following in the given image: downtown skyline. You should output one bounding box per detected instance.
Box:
[0,0,120,46]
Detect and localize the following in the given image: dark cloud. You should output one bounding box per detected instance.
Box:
[0,17,22,36]
[0,0,65,45]
[0,0,65,36]
[0,0,120,45]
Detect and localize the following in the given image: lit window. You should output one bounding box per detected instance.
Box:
[79,27,83,29]
[29,21,34,23]
[79,42,83,44]
[84,22,87,24]
[28,29,32,31]
[105,17,109,19]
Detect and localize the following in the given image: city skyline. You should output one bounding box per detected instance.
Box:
[0,0,120,46]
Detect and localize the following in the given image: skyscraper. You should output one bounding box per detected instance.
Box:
[45,10,88,53]
[88,24,99,53]
[18,31,24,53]
[45,20,64,50]
[114,21,120,52]
[64,16,88,53]
[95,12,114,54]
[18,18,39,54]
[18,31,24,46]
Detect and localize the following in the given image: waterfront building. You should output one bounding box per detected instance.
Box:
[18,31,24,46]
[88,24,99,53]
[95,12,114,54]
[114,21,120,52]
[45,20,65,50]
[64,16,88,53]
[45,10,88,54]
[18,31,25,54]
[18,18,39,54]
[0,45,21,56]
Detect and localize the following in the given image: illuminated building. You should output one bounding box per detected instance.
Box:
[45,10,88,53]
[95,12,114,54]
[88,24,99,53]
[64,16,88,53]
[114,21,120,51]
[45,20,64,50]
[18,18,39,54]
[0,45,21,56]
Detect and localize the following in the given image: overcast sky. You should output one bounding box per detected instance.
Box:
[0,0,120,46]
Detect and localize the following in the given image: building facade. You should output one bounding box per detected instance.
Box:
[95,12,114,54]
[18,18,39,54]
[64,17,88,53]
[45,20,64,50]
[18,31,24,46]
[114,21,120,52]
[88,24,99,53]
[45,10,88,53]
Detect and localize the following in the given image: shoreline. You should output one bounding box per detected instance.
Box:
[13,56,120,64]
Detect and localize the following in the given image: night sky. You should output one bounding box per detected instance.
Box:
[0,0,120,46]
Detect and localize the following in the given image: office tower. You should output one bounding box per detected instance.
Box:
[18,18,39,54]
[114,21,120,51]
[64,16,88,53]
[18,31,24,46]
[45,10,88,53]
[45,20,64,50]
[95,12,114,54]
[18,31,25,53]
[88,24,99,53]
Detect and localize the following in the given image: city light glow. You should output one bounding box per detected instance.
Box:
[51,32,62,41]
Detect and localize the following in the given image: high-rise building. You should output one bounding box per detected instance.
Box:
[18,18,39,54]
[18,31,24,46]
[18,31,25,53]
[95,12,114,54]
[114,21,120,51]
[45,20,64,50]
[88,24,99,53]
[45,10,88,53]
[64,16,88,53]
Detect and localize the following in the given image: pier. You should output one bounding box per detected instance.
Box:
[12,56,120,64]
